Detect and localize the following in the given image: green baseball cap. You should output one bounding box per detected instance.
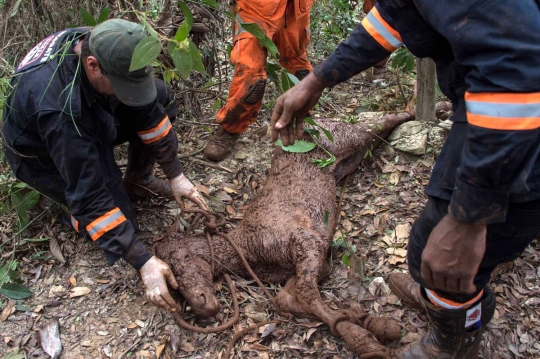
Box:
[89,19,156,106]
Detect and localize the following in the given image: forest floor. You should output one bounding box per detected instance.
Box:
[1,67,539,359]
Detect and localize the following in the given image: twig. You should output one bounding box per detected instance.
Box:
[223,320,281,359]
[179,145,205,158]
[119,338,142,359]
[395,69,407,104]
[335,174,351,229]
[183,158,234,173]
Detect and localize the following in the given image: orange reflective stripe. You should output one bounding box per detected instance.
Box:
[465,92,540,104]
[371,7,403,43]
[466,113,540,130]
[70,215,79,232]
[137,116,172,144]
[426,289,484,310]
[86,207,126,241]
[361,7,403,52]
[465,92,540,130]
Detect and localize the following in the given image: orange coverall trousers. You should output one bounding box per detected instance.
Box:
[216,0,313,134]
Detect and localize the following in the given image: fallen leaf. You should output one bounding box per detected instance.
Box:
[69,287,90,298]
[386,247,407,257]
[69,277,76,287]
[127,323,138,329]
[40,318,62,359]
[156,343,166,358]
[96,331,109,336]
[388,256,406,265]
[1,300,15,322]
[49,237,66,264]
[389,171,400,185]
[135,319,145,328]
[235,151,247,160]
[102,345,112,358]
[395,224,411,240]
[226,205,236,215]
[223,187,238,194]
[260,323,275,338]
[251,343,270,351]
[195,184,210,196]
[180,341,194,352]
[118,293,128,302]
[48,285,67,298]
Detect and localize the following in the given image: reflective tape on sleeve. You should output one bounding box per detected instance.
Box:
[86,207,127,241]
[137,116,173,144]
[361,6,403,52]
[71,215,79,232]
[465,92,540,130]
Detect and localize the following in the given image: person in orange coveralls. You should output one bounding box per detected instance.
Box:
[203,0,313,161]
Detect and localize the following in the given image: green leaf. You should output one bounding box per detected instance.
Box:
[9,0,24,18]
[239,22,279,57]
[96,6,110,24]
[341,252,351,267]
[258,37,279,58]
[79,7,97,26]
[0,283,32,300]
[311,156,336,168]
[175,21,189,42]
[0,201,8,215]
[129,37,161,72]
[266,62,281,85]
[212,99,222,113]
[11,193,28,230]
[304,117,334,142]
[178,2,194,32]
[226,44,233,59]
[201,0,219,9]
[275,139,316,153]
[12,182,27,189]
[22,191,40,210]
[169,41,192,79]
[188,40,206,74]
[280,70,296,93]
[3,350,25,359]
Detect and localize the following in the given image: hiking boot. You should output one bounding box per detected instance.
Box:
[124,141,172,200]
[394,288,495,359]
[388,273,424,311]
[203,127,240,162]
[295,69,311,81]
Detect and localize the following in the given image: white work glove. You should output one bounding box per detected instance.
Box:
[139,256,179,311]
[169,174,210,211]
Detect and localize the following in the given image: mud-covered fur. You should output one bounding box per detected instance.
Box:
[155,113,414,352]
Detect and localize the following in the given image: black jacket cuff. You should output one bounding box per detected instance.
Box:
[122,239,153,270]
[449,181,509,224]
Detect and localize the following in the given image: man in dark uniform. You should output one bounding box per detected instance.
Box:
[271,0,540,357]
[1,19,209,311]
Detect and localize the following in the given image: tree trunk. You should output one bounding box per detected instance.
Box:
[415,57,436,122]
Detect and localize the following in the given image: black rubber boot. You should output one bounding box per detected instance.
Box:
[123,141,172,200]
[394,288,495,359]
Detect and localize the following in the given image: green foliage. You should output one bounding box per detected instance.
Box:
[79,6,110,26]
[311,153,336,168]
[130,36,162,72]
[0,283,31,300]
[310,0,358,55]
[275,139,316,153]
[304,117,334,142]
[331,235,357,267]
[391,47,415,72]
[280,70,299,93]
[178,2,194,31]
[239,22,279,58]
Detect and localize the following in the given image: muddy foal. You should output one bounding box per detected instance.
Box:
[155,111,415,356]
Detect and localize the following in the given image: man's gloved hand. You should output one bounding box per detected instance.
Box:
[140,256,179,311]
[169,174,210,211]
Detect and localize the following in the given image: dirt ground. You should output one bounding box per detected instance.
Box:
[1,70,539,359]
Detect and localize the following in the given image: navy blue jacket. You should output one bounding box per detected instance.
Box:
[314,0,540,224]
[2,28,182,269]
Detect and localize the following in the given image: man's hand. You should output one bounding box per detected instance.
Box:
[140,256,179,311]
[421,214,486,294]
[271,72,326,146]
[169,174,210,211]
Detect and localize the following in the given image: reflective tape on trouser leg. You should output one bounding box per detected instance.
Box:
[240,79,267,105]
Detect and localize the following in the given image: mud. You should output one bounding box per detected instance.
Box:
[155,112,414,356]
